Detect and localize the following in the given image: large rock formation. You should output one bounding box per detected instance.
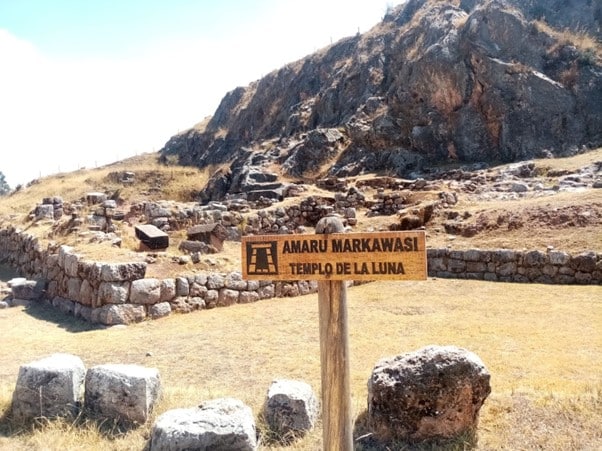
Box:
[160,0,601,201]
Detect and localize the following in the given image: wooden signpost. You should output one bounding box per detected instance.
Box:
[242,217,427,450]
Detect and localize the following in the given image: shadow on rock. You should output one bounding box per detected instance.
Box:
[353,410,478,451]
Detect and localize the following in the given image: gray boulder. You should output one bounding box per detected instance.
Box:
[94,304,146,325]
[35,204,55,220]
[85,364,161,427]
[12,353,86,421]
[150,398,257,451]
[149,302,172,319]
[130,278,161,304]
[100,262,146,282]
[368,345,491,442]
[97,281,130,305]
[11,279,43,301]
[263,379,319,439]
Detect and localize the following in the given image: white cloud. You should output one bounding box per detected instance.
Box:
[0,1,393,187]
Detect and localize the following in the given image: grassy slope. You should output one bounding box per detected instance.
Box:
[0,279,600,450]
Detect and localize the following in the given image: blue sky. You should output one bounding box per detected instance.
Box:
[0,0,394,187]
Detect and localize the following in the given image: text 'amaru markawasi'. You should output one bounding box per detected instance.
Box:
[282,236,420,254]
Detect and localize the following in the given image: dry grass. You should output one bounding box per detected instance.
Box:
[535,20,602,63]
[0,279,600,450]
[0,153,212,222]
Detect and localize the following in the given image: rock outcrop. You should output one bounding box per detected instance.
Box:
[160,0,602,201]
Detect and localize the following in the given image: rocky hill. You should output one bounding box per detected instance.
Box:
[159,0,602,201]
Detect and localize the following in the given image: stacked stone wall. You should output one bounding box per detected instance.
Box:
[1,227,600,326]
[427,248,602,284]
[0,227,320,326]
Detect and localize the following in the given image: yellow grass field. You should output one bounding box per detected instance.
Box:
[0,279,600,450]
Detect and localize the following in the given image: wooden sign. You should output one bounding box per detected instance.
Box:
[242,230,426,281]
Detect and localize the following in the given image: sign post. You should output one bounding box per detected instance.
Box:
[315,216,353,450]
[242,217,427,450]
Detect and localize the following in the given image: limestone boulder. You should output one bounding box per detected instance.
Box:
[263,379,319,439]
[160,279,176,302]
[130,278,161,304]
[11,279,43,301]
[218,288,239,307]
[85,364,161,427]
[12,353,86,421]
[94,304,146,325]
[149,302,172,319]
[100,262,146,282]
[367,345,491,442]
[98,281,130,305]
[150,398,257,451]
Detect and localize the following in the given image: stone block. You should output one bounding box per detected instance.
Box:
[239,291,260,304]
[264,379,318,439]
[189,282,207,298]
[149,302,172,319]
[428,257,447,272]
[85,364,161,427]
[100,263,147,282]
[175,277,189,297]
[12,353,85,421]
[130,278,161,304]
[225,272,247,290]
[218,288,239,307]
[135,224,169,250]
[496,262,517,277]
[206,273,225,290]
[257,285,275,300]
[11,280,42,300]
[368,345,490,442]
[96,304,146,325]
[205,290,219,308]
[67,278,81,302]
[64,252,80,278]
[160,279,176,302]
[35,204,55,220]
[79,279,96,306]
[548,251,570,265]
[150,398,257,451]
[523,250,546,267]
[98,281,130,305]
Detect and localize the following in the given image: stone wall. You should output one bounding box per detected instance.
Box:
[0,226,319,326]
[1,226,600,326]
[427,248,602,285]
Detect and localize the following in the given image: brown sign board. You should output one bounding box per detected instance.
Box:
[241,231,426,281]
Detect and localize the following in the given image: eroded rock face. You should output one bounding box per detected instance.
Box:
[160,0,602,202]
[367,345,491,442]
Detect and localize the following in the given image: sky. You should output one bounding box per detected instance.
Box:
[0,0,397,188]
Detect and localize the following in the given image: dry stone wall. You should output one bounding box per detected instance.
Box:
[428,248,602,284]
[1,226,600,326]
[0,226,320,326]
